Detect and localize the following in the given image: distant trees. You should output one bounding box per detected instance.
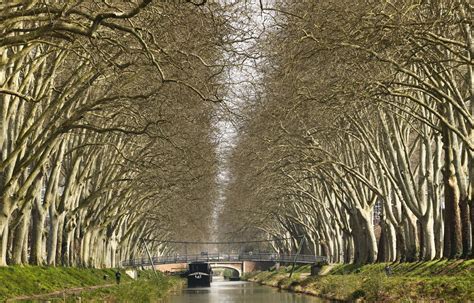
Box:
[220,0,472,263]
[0,1,227,267]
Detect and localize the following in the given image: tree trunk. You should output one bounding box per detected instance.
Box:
[443,129,463,258]
[404,214,419,262]
[345,233,354,263]
[388,222,397,262]
[420,215,436,260]
[82,231,91,267]
[0,195,13,266]
[362,211,377,263]
[471,199,474,258]
[443,164,463,258]
[55,213,65,265]
[46,207,60,266]
[350,216,363,263]
[377,225,386,262]
[30,205,46,265]
[0,223,9,266]
[395,225,406,262]
[62,228,75,267]
[11,207,31,265]
[434,201,444,259]
[459,196,471,257]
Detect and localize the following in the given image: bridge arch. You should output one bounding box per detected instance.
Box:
[210,263,242,277]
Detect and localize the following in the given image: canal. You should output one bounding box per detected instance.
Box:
[161,277,327,303]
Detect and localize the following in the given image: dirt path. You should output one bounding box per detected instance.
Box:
[6,283,126,302]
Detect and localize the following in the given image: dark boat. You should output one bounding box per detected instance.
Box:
[187,262,212,287]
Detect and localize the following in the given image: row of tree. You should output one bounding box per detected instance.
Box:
[220,0,472,264]
[0,0,230,267]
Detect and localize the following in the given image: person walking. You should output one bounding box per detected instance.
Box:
[115,270,122,284]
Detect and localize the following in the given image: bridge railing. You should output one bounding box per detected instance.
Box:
[121,252,328,267]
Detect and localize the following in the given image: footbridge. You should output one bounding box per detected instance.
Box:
[121,236,328,277]
[122,252,328,276]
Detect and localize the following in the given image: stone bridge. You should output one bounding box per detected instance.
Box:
[122,252,328,277]
[151,261,275,276]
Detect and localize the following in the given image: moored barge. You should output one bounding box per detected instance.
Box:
[187,262,212,287]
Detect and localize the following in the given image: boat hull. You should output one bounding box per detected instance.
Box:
[187,262,212,287]
[187,272,211,287]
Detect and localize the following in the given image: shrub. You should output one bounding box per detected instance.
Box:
[351,289,366,299]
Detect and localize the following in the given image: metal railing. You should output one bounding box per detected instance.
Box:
[121,252,328,267]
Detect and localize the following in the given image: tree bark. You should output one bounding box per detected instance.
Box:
[46,205,60,266]
[11,206,31,265]
[443,131,463,258]
[420,215,436,260]
[459,196,471,258]
[30,204,46,265]
[0,223,9,266]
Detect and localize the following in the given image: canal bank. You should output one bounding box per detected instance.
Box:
[243,260,474,302]
[0,266,181,302]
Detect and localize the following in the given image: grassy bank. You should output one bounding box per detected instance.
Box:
[54,272,183,302]
[243,260,474,302]
[0,266,179,302]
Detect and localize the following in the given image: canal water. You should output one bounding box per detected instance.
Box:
[161,277,327,303]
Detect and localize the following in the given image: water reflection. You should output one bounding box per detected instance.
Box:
[162,277,327,303]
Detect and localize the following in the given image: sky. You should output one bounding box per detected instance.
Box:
[209,1,268,244]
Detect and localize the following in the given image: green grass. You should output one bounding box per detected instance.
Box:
[244,260,474,302]
[329,259,474,277]
[53,275,183,302]
[0,266,179,302]
[0,266,131,300]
